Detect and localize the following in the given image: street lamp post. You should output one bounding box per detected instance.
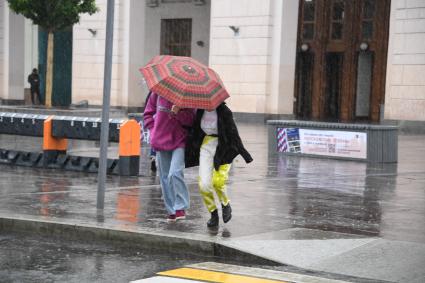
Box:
[97,0,115,209]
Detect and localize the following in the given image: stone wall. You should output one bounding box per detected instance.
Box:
[209,0,298,115]
[385,0,425,121]
[209,0,272,113]
[72,0,126,106]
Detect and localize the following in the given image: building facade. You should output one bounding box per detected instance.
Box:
[0,0,424,124]
[0,1,38,104]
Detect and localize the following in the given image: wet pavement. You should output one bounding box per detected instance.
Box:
[0,232,373,283]
[0,232,205,283]
[0,123,425,282]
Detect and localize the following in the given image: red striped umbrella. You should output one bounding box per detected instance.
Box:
[139,55,229,110]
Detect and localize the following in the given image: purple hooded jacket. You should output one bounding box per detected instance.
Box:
[143,92,195,151]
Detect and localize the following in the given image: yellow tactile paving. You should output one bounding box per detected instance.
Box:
[158,268,290,283]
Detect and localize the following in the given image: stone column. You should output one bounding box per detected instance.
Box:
[126,0,147,110]
[72,0,124,107]
[8,10,25,102]
[267,0,299,117]
[384,0,425,122]
[0,2,8,100]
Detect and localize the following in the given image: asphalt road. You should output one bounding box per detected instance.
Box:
[0,232,206,283]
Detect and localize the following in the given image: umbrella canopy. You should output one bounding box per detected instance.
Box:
[139,55,229,110]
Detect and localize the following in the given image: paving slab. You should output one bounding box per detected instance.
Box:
[308,239,425,283]
[222,237,378,267]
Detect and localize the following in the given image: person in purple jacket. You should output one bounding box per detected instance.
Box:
[143,92,195,222]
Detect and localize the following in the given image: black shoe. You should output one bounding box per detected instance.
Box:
[207,209,219,228]
[150,157,157,172]
[222,203,232,223]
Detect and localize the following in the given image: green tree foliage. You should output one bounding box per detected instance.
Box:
[7,0,98,107]
[7,0,98,32]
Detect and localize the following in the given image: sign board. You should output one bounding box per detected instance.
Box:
[277,128,367,159]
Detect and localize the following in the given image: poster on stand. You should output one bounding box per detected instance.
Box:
[277,127,367,159]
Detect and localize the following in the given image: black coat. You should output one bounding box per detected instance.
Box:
[27,73,39,90]
[185,103,253,170]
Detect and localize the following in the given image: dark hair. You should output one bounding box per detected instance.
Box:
[32,68,38,73]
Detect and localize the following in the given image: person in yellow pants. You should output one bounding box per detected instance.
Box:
[185,103,253,227]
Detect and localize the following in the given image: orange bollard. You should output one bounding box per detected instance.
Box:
[43,116,68,167]
[118,119,141,176]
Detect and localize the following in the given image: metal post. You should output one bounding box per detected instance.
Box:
[97,0,115,209]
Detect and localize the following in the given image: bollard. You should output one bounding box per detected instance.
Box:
[118,120,140,176]
[43,116,68,167]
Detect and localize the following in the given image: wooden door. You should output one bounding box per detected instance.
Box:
[294,0,390,122]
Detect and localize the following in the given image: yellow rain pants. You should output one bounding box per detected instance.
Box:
[198,136,231,213]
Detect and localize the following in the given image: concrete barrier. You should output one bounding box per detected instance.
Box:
[0,112,47,136]
[51,116,122,142]
[0,112,141,175]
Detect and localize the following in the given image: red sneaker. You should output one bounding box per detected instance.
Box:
[176,210,186,220]
[167,214,176,222]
